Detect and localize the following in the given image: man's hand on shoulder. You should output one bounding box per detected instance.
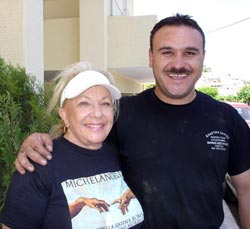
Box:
[15,133,53,174]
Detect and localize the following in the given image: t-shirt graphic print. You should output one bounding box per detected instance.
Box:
[61,171,144,228]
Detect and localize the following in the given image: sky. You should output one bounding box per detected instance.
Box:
[133,0,250,80]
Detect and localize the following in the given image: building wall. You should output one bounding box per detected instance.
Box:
[79,0,109,70]
[108,15,156,68]
[24,0,44,84]
[44,0,79,19]
[110,70,143,93]
[44,18,80,70]
[44,0,110,71]
[111,0,134,16]
[0,0,24,65]
[43,1,154,93]
[0,0,154,94]
[0,0,44,84]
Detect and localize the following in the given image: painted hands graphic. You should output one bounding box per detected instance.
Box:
[69,188,136,218]
[69,197,110,218]
[111,188,135,215]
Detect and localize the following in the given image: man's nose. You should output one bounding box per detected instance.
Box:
[171,54,187,69]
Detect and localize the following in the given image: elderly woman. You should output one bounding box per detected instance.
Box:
[1,62,144,229]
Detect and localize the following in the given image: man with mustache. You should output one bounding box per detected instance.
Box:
[14,14,250,228]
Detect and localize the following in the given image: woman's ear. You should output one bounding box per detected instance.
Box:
[59,107,67,123]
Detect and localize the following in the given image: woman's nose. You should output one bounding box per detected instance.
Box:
[89,104,103,118]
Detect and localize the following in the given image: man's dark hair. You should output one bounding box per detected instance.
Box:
[150,13,205,51]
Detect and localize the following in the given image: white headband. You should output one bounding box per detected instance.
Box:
[60,70,121,107]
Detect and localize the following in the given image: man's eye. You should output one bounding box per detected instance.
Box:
[186,51,196,56]
[162,51,172,55]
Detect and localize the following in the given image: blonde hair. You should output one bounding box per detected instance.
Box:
[47,61,119,139]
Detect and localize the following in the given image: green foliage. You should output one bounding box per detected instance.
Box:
[0,57,58,213]
[0,93,22,204]
[144,83,155,90]
[237,85,250,104]
[203,65,212,73]
[197,86,219,98]
[216,94,238,102]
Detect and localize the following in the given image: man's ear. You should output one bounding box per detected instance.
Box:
[203,49,206,60]
[148,48,153,68]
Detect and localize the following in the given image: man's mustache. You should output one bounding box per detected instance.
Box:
[165,67,192,75]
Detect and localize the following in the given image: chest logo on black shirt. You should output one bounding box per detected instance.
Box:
[205,131,230,151]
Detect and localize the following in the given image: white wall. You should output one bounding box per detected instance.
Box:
[24,0,44,85]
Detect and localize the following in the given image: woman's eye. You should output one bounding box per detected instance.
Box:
[101,102,112,107]
[79,101,90,106]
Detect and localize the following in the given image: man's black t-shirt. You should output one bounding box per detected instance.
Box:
[109,89,250,228]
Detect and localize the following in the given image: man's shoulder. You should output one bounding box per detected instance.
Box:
[120,88,153,105]
[196,91,227,108]
[196,91,244,123]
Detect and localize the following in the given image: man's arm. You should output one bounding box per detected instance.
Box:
[231,170,250,229]
[15,133,53,174]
